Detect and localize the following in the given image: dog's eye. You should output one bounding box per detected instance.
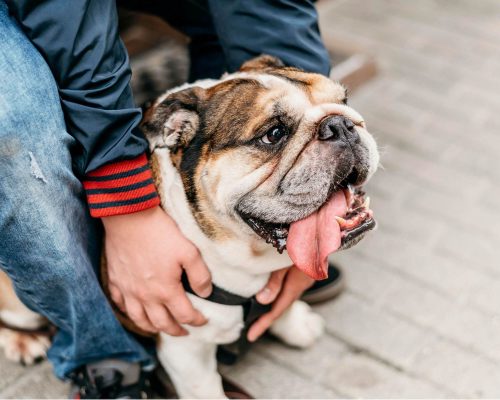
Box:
[261,126,287,145]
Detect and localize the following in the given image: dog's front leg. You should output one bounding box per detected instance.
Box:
[269,300,325,348]
[157,333,226,399]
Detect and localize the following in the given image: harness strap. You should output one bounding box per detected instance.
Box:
[181,272,249,306]
[181,272,271,364]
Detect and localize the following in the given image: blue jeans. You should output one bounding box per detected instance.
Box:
[0,3,152,379]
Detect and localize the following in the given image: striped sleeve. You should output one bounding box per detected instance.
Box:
[83,153,160,218]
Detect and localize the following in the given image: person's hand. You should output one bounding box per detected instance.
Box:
[247,266,314,342]
[102,206,212,335]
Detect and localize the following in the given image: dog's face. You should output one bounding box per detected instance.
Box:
[143,56,379,279]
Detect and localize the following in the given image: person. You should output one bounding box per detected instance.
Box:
[0,0,343,397]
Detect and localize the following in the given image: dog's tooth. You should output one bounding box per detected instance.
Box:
[335,216,348,229]
[363,196,371,209]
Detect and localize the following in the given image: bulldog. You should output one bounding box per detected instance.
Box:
[0,55,379,398]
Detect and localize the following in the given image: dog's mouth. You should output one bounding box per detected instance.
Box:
[239,185,375,280]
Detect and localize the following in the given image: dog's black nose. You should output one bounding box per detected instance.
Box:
[318,115,359,143]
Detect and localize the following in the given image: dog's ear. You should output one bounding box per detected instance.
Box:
[240,54,285,72]
[141,86,206,152]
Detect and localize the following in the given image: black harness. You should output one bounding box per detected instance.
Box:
[181,273,271,365]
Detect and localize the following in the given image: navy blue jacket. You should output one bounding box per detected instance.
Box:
[7,0,330,217]
[7,0,329,175]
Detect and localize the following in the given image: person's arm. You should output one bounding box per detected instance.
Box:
[7,0,211,334]
[207,0,331,76]
[7,0,157,216]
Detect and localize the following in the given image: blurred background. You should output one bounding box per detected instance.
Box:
[1,0,499,398]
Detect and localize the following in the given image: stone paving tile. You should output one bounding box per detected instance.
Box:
[247,336,445,398]
[410,336,500,398]
[316,292,500,397]
[220,350,340,399]
[2,1,500,398]
[343,253,500,364]
[0,355,67,399]
[0,354,30,393]
[315,293,432,373]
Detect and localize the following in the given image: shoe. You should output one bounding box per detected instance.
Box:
[301,262,345,304]
[68,359,155,399]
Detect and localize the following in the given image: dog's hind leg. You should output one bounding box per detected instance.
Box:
[0,328,51,365]
[0,270,50,364]
[157,333,226,399]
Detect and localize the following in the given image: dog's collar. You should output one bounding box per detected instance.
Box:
[181,272,271,364]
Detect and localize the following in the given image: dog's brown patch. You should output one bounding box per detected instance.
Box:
[170,148,184,170]
[239,54,285,72]
[0,271,44,323]
[0,271,14,310]
[269,68,347,105]
[149,153,163,193]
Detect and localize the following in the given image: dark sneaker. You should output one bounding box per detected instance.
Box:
[301,262,345,304]
[68,360,154,399]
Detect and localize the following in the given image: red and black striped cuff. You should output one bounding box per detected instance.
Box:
[83,153,160,218]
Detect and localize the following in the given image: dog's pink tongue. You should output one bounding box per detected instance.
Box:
[287,191,347,280]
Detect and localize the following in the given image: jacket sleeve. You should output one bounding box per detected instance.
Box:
[7,0,159,217]
[207,0,331,75]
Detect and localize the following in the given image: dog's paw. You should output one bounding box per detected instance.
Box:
[269,300,325,348]
[0,328,50,365]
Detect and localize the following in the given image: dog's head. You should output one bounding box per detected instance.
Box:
[142,55,379,280]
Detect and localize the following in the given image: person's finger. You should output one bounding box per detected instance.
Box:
[247,292,296,342]
[256,267,290,304]
[108,283,126,312]
[143,303,187,336]
[184,248,212,298]
[162,284,208,327]
[247,273,306,342]
[247,311,275,343]
[124,297,158,333]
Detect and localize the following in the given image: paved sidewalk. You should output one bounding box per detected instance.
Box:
[2,0,500,398]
